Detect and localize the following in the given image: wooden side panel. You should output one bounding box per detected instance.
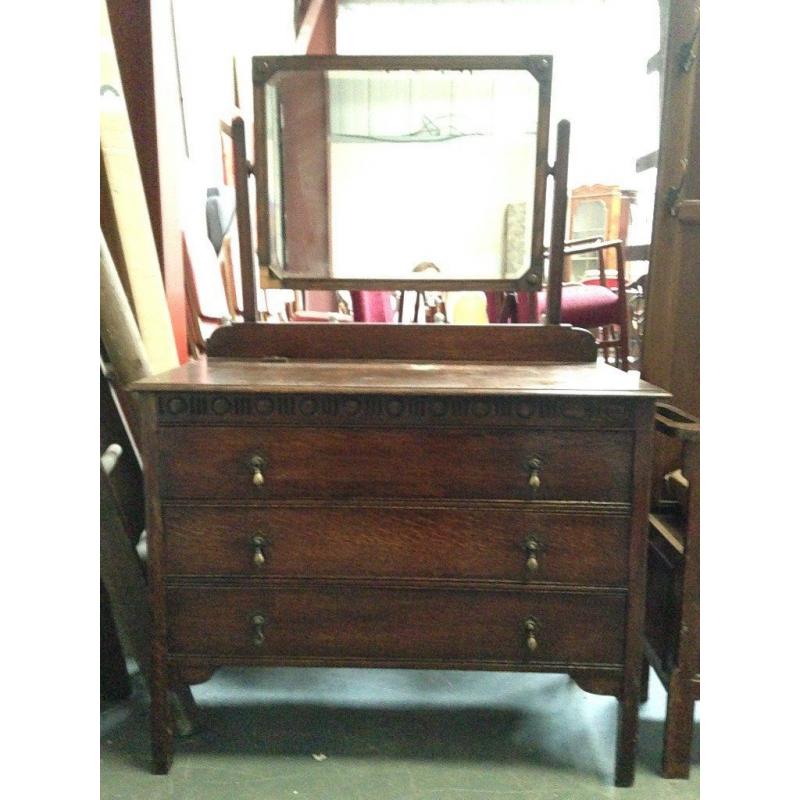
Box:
[640,0,699,419]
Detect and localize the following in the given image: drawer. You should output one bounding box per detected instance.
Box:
[166,585,627,666]
[163,505,630,587]
[158,426,632,502]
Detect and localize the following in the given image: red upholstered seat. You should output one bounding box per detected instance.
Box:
[485,237,629,370]
[351,291,395,322]
[538,284,620,328]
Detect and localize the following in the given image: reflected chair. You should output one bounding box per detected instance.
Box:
[397,262,448,323]
[486,237,630,370]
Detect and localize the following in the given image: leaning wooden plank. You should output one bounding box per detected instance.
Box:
[101,462,200,736]
[100,235,152,387]
[100,1,178,374]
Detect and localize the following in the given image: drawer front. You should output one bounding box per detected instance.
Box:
[167,585,627,666]
[158,426,632,502]
[163,506,630,587]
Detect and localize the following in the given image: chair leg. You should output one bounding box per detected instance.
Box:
[661,672,696,779]
[601,328,611,363]
[618,315,630,372]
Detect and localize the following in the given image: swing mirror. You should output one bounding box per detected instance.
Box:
[251,56,553,290]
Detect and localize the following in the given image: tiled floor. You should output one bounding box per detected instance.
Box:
[101,666,699,800]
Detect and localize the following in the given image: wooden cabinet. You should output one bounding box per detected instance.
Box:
[133,323,667,786]
[567,184,635,282]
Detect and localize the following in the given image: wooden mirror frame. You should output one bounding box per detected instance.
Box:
[235,55,568,309]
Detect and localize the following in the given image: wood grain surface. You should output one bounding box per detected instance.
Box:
[204,322,597,363]
[162,504,630,586]
[158,426,633,502]
[166,584,626,665]
[133,357,668,397]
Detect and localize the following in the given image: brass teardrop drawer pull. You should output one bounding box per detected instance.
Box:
[526,457,544,492]
[523,535,541,573]
[251,612,266,646]
[524,617,541,653]
[251,536,268,567]
[250,455,265,487]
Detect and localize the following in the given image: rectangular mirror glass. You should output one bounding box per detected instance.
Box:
[254,57,551,289]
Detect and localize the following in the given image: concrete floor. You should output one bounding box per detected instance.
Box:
[101,666,699,800]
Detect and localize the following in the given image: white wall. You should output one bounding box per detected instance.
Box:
[327,68,538,277]
[337,0,660,191]
[171,1,298,317]
[336,0,661,279]
[330,136,535,277]
[172,0,297,187]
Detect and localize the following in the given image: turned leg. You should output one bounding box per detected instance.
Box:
[639,656,650,704]
[661,674,695,779]
[614,691,639,787]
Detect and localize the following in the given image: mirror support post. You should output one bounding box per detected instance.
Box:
[232,116,258,322]
[547,119,571,325]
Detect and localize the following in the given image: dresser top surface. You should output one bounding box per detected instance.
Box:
[132,358,669,398]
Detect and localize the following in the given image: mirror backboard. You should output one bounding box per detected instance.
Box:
[252,56,552,290]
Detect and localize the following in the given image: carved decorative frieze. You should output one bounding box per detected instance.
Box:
[158,393,632,428]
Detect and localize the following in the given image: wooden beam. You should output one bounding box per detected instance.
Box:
[101,5,178,376]
[295,0,337,55]
[546,121,571,325]
[106,0,187,363]
[640,0,700,501]
[296,0,338,312]
[636,150,659,173]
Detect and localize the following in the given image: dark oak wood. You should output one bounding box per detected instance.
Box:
[204,322,599,364]
[158,426,633,502]
[231,116,257,322]
[166,584,626,666]
[136,361,665,399]
[614,401,654,787]
[640,0,700,495]
[546,120,570,325]
[133,331,665,785]
[570,670,623,698]
[162,504,630,587]
[139,394,173,774]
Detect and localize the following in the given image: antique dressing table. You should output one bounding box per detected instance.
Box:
[131,56,668,786]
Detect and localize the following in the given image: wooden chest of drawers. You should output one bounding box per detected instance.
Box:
[133,324,667,786]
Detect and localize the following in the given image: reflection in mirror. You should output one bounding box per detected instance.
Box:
[264,68,541,284]
[568,199,607,281]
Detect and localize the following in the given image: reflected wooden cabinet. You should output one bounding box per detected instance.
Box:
[566,185,635,283]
